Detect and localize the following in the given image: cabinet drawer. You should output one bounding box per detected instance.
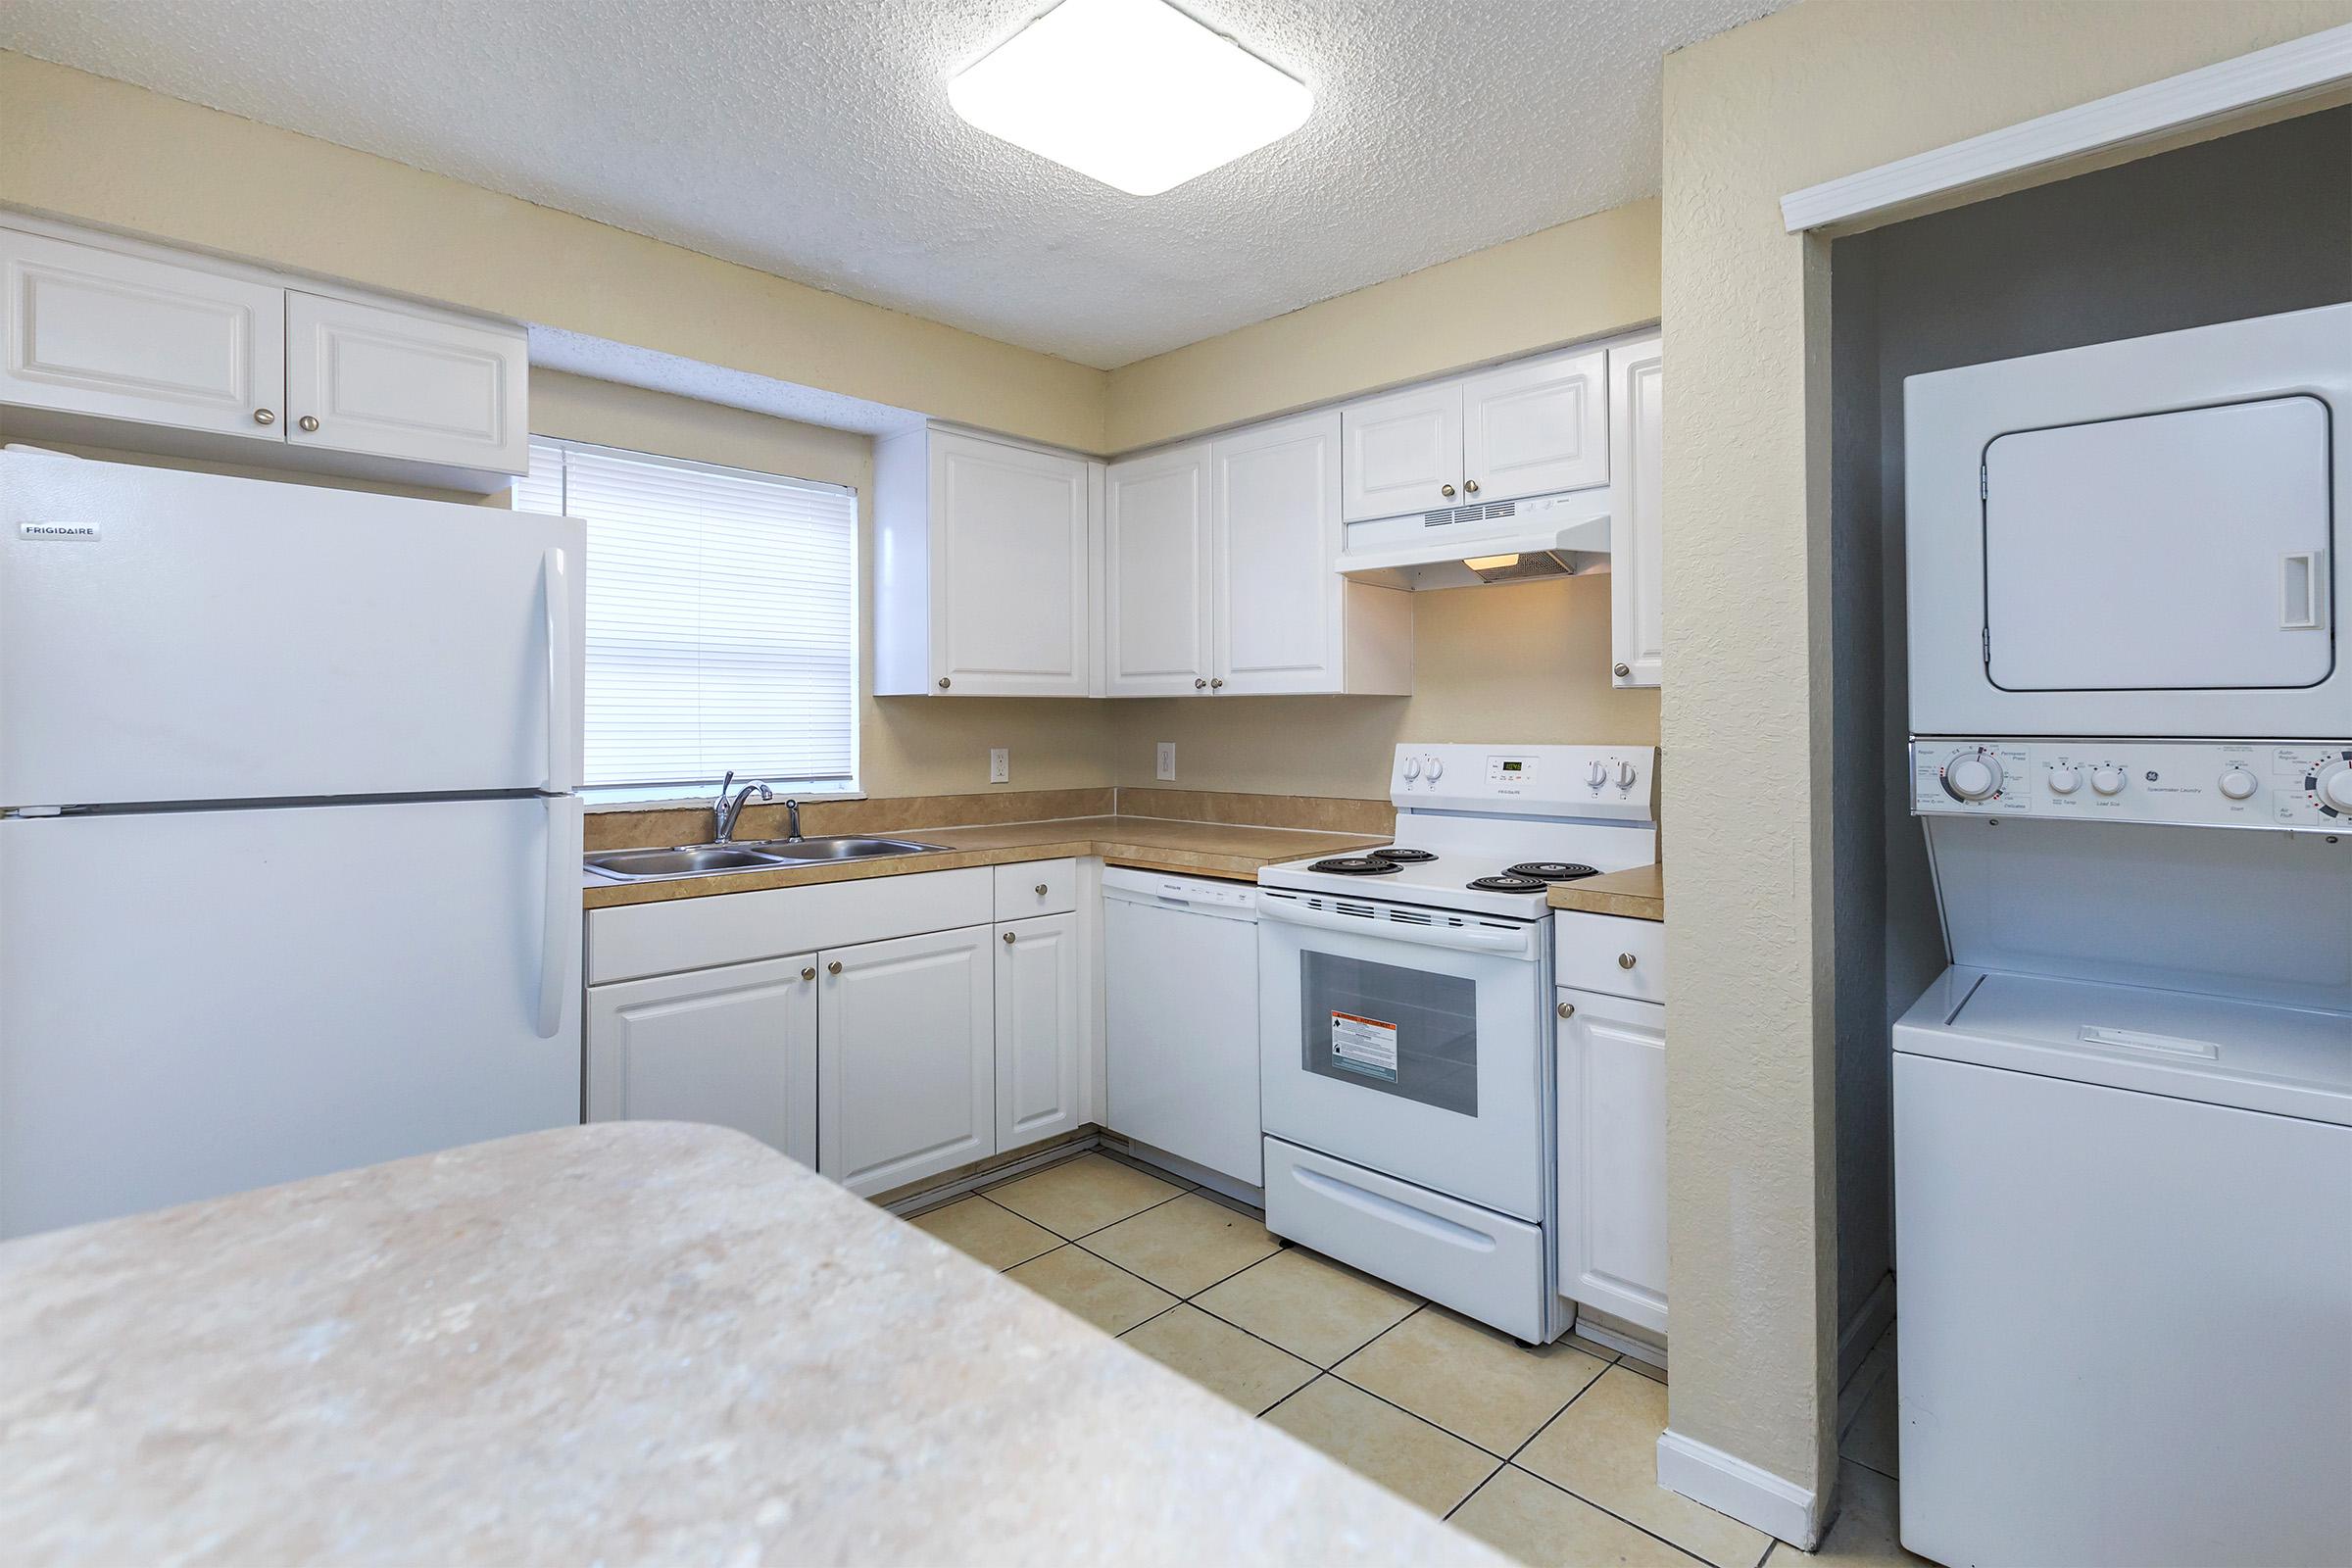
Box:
[995,858,1077,918]
[1552,910,1666,1003]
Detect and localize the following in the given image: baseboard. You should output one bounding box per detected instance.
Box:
[1838,1271,1896,1393]
[883,1132,1102,1216]
[1567,1312,1667,1371]
[1655,1428,1824,1548]
[1112,1136,1265,1207]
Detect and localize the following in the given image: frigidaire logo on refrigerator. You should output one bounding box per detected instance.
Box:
[18,522,100,540]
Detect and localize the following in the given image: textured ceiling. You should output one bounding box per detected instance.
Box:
[0,0,1787,368]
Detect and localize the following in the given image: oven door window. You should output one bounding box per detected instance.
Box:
[1298,952,1478,1117]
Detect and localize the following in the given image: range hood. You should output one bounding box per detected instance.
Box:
[1335,489,1611,590]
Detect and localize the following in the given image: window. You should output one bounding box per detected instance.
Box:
[512,437,858,798]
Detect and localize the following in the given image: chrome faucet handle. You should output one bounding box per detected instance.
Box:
[713,769,736,813]
[782,798,804,843]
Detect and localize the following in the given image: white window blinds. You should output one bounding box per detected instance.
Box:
[512,437,858,793]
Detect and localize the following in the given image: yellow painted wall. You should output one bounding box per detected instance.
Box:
[0,52,1106,453]
[527,372,1118,800]
[1657,0,2352,1517]
[1103,200,1662,451]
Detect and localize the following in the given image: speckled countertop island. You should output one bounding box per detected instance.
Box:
[0,1123,1505,1567]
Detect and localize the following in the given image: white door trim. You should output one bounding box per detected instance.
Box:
[1780,23,2352,234]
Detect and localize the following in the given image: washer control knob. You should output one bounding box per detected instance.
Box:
[2318,760,2352,815]
[2090,765,2129,798]
[1422,754,1444,782]
[2218,767,2260,802]
[1943,753,2002,802]
[2046,764,2082,796]
[1401,756,1421,781]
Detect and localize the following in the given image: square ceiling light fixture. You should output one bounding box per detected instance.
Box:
[948,0,1313,196]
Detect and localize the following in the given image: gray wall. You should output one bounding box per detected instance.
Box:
[1828,106,2352,1360]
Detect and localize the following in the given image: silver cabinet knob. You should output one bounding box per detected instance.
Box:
[297,415,319,432]
[826,960,843,975]
[1441,483,1456,498]
[1618,953,1637,970]
[1035,883,1049,896]
[1614,662,1631,678]
[1210,677,1224,689]
[937,677,951,689]
[1195,677,1207,689]
[801,966,816,981]
[1464,479,1480,495]
[253,409,276,425]
[1556,1000,1576,1019]
[1003,930,1016,944]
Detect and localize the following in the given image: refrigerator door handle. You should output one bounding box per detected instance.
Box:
[541,546,576,794]
[535,794,576,1039]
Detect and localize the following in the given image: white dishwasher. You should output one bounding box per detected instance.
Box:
[1102,867,1261,1188]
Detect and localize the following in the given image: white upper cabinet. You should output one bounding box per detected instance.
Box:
[0,225,285,441]
[284,290,527,475]
[875,426,1098,697]
[1102,442,1214,696]
[0,220,525,491]
[1608,334,1665,689]
[1461,348,1607,503]
[1343,381,1463,521]
[1215,411,1410,696]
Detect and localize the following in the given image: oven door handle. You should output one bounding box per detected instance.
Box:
[1255,894,1538,958]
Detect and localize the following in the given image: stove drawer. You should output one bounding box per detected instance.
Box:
[1553,910,1666,1003]
[1263,1136,1552,1344]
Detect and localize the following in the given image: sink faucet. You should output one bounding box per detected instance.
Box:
[780,799,804,843]
[711,771,772,844]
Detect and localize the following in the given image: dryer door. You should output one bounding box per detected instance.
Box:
[1984,396,2331,694]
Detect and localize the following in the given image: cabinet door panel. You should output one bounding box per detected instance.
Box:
[1556,986,1667,1332]
[996,912,1083,1149]
[0,227,284,439]
[585,955,817,1167]
[1104,444,1212,696]
[284,290,527,475]
[1461,347,1607,503]
[1342,381,1462,521]
[1215,411,1346,695]
[931,433,1092,695]
[1608,336,1664,688]
[819,925,995,1197]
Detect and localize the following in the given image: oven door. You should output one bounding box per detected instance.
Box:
[1256,889,1549,1220]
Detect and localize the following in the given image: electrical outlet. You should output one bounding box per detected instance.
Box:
[1155,742,1176,782]
[989,747,1009,784]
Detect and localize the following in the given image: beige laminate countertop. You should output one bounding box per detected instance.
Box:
[0,1124,1504,1568]
[584,815,1391,909]
[1546,864,1665,921]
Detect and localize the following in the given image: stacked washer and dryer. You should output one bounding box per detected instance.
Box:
[1894,305,2351,1566]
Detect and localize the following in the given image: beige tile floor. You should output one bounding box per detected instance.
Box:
[911,1152,1930,1567]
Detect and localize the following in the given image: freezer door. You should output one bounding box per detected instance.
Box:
[0,797,582,1238]
[0,454,583,804]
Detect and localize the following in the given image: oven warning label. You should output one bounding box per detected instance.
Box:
[1331,1011,1399,1082]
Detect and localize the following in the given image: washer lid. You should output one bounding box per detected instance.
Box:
[1895,967,2352,1125]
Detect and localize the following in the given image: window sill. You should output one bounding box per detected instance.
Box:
[583,788,868,813]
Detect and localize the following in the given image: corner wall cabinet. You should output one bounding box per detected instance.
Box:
[1104,410,1411,697]
[874,425,1101,697]
[1341,346,1606,523]
[0,218,527,491]
[1607,334,1664,689]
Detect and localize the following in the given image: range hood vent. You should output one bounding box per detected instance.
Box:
[1337,488,1611,590]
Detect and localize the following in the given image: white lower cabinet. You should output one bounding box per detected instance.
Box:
[818,924,997,1199]
[585,954,819,1169]
[995,911,1085,1150]
[1555,984,1668,1334]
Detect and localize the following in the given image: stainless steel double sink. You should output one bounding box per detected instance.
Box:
[584,837,950,882]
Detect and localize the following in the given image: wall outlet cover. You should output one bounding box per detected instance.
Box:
[1155,742,1176,782]
[989,747,1009,784]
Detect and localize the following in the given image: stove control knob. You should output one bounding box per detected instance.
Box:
[2317,760,2352,815]
[2218,767,2259,802]
[1401,756,1421,781]
[1943,753,2002,802]
[1587,760,1607,788]
[2046,763,2082,796]
[1614,760,1637,789]
[1422,754,1444,782]
[2090,765,2129,798]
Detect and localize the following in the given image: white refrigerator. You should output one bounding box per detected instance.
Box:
[0,451,585,1238]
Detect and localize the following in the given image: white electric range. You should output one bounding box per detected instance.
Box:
[1254,743,1656,1344]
